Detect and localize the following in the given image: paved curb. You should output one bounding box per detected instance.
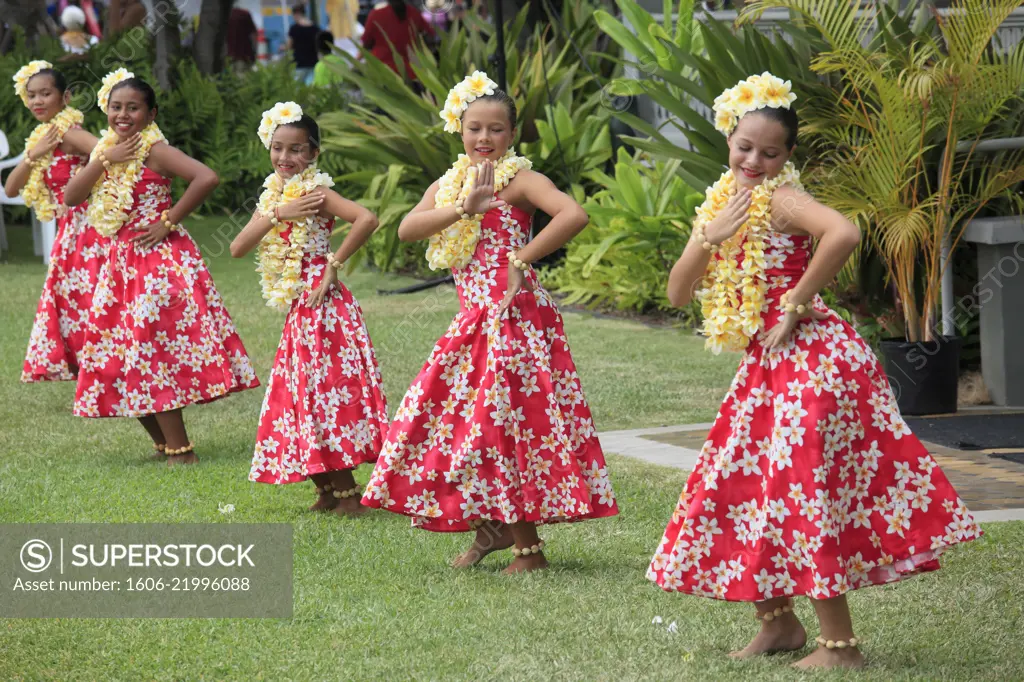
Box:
[601,424,709,472]
[601,424,1024,524]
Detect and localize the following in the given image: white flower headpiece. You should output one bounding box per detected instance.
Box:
[13,61,53,107]
[97,68,135,114]
[258,101,303,148]
[439,71,498,134]
[712,72,797,136]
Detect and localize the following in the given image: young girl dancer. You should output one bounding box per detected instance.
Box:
[647,73,982,669]
[64,69,260,465]
[7,61,103,382]
[362,72,619,572]
[231,102,389,516]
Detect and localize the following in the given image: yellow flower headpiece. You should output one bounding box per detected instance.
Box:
[712,72,797,136]
[13,61,53,107]
[258,101,303,148]
[97,68,134,114]
[439,71,498,134]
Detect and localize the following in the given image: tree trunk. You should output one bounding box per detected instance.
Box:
[152,0,182,90]
[0,0,56,54]
[194,0,236,75]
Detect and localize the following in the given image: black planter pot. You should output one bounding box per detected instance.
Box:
[879,336,961,416]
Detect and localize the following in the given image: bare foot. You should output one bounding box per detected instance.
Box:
[451,522,514,568]
[793,645,865,670]
[308,488,338,512]
[331,496,367,517]
[166,452,198,467]
[502,552,549,574]
[729,613,806,659]
[150,447,167,461]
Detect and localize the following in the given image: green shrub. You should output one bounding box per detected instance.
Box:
[543,147,703,318]
[0,29,349,218]
[317,2,615,275]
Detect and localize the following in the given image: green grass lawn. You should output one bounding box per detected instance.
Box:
[1,219,1021,681]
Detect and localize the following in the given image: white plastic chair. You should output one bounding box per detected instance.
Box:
[0,129,53,263]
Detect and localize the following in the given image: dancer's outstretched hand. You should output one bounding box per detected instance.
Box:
[763,308,830,350]
[497,264,535,318]
[462,160,505,216]
[704,188,751,245]
[307,264,337,308]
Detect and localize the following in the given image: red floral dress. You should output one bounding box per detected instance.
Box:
[21,143,108,382]
[648,230,982,601]
[362,202,619,531]
[248,214,390,484]
[73,167,260,418]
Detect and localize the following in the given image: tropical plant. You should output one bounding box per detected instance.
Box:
[317,2,616,273]
[741,0,1024,343]
[155,59,349,214]
[0,32,348,217]
[544,147,704,315]
[596,0,827,190]
[519,96,613,192]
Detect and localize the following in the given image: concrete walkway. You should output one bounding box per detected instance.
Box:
[601,423,1024,524]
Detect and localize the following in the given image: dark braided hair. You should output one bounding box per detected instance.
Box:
[28,68,68,94]
[739,106,799,150]
[280,114,321,150]
[463,88,518,130]
[110,77,157,110]
[388,0,408,21]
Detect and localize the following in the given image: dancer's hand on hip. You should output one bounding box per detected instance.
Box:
[497,264,535,318]
[130,220,172,250]
[307,265,337,308]
[763,307,829,350]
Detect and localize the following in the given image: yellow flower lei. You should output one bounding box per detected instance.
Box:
[695,161,802,354]
[20,107,84,221]
[427,149,532,271]
[86,122,167,238]
[255,166,335,312]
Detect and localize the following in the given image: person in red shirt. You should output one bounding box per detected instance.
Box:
[226,6,258,74]
[361,0,435,81]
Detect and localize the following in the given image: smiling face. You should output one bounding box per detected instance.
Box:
[25,73,68,122]
[107,85,155,139]
[461,99,515,164]
[270,124,319,179]
[727,112,794,190]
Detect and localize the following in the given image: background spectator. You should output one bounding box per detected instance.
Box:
[226,5,258,75]
[313,30,345,87]
[422,0,449,33]
[361,0,435,82]
[104,0,145,38]
[327,0,363,59]
[59,5,99,53]
[56,0,101,37]
[286,3,320,84]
